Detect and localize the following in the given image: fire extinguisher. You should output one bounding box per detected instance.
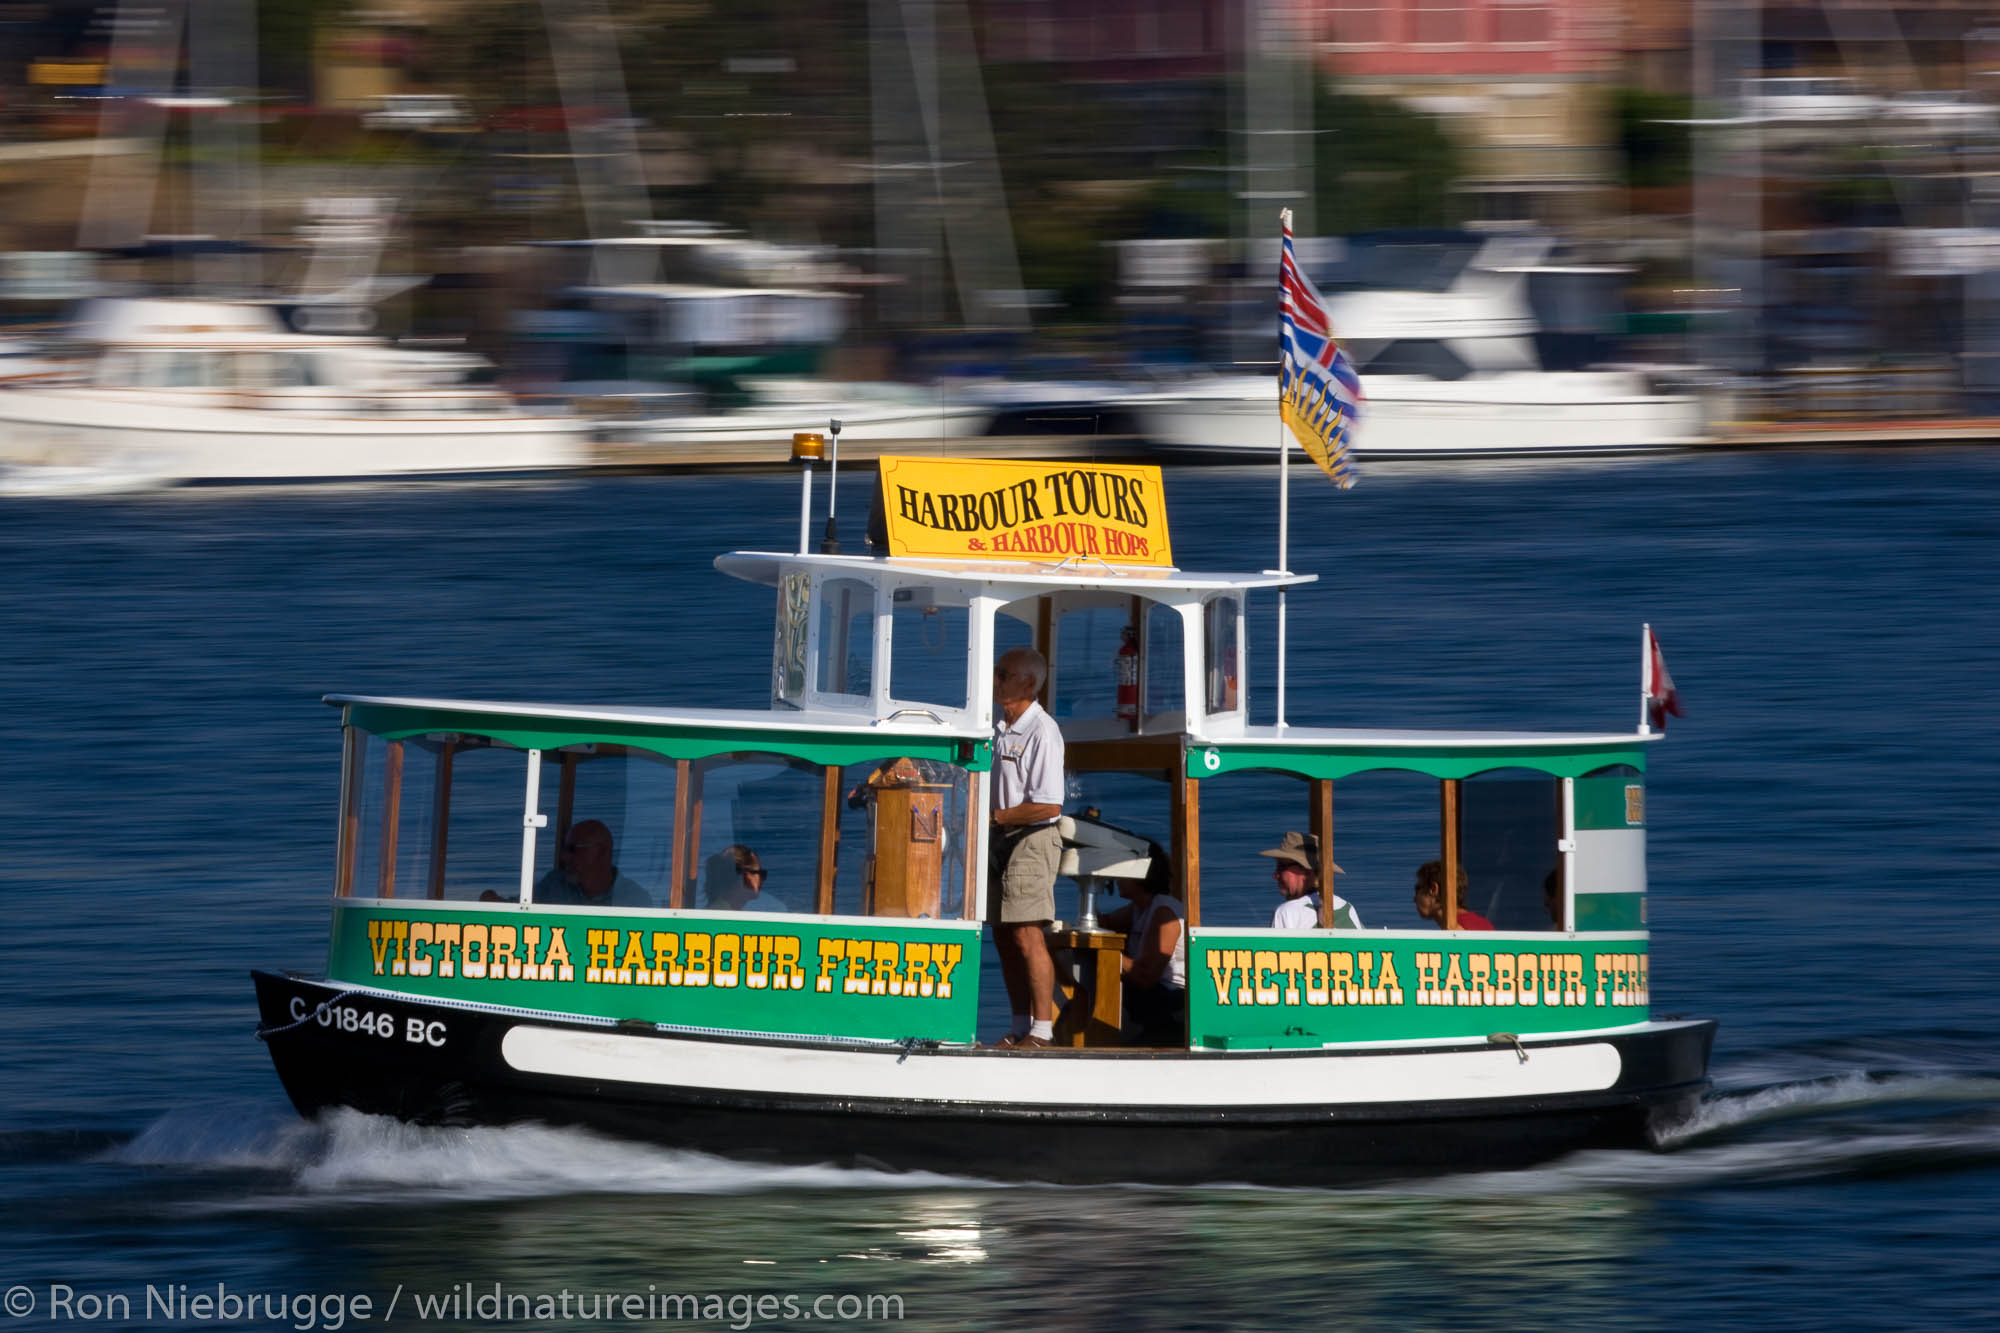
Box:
[1116,626,1139,722]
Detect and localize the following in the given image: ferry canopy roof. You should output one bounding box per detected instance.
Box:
[328,696,1650,779]
[715,550,1317,597]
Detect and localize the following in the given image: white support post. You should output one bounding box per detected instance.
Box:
[1639,622,1653,735]
[1276,435,1289,733]
[519,749,548,902]
[1275,209,1292,735]
[797,460,814,556]
[1560,776,1578,932]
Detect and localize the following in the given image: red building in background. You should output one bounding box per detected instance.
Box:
[1310,0,1620,223]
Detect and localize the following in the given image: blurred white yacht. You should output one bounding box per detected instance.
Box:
[0,298,587,485]
[529,228,993,449]
[1133,235,1703,460]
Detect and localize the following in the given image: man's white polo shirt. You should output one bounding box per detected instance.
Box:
[992,699,1064,819]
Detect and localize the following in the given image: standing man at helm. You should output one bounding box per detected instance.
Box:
[989,646,1066,1050]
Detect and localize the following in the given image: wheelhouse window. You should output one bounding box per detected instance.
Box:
[1144,601,1184,720]
[1203,596,1241,717]
[814,577,875,702]
[888,584,970,713]
[1049,595,1138,723]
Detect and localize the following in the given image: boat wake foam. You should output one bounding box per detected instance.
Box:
[1657,1069,2000,1145]
[1387,1068,2000,1199]
[109,1103,998,1207]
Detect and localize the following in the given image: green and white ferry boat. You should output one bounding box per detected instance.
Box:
[255,448,1714,1185]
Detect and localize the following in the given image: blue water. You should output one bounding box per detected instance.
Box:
[2,452,1998,1330]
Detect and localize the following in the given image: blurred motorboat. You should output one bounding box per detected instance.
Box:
[1131,235,1703,460]
[0,299,587,483]
[594,376,992,448]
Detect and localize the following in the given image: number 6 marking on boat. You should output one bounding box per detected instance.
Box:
[1201,747,1221,772]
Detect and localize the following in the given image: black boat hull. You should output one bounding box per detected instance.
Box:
[254,970,1714,1187]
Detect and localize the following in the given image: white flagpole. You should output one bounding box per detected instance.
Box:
[1276,209,1292,734]
[1638,622,1652,735]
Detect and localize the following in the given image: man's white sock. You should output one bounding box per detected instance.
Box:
[1029,1019,1054,1041]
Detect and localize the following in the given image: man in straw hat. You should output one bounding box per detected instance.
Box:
[1261,831,1361,930]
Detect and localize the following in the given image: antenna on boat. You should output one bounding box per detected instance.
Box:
[792,431,826,555]
[820,418,844,553]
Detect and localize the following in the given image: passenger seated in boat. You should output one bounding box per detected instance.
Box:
[533,819,654,908]
[702,844,789,913]
[1096,850,1186,1046]
[1262,831,1360,929]
[1413,860,1491,930]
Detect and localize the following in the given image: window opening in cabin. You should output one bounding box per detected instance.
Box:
[528,746,679,909]
[688,752,829,915]
[691,752,972,920]
[815,578,874,700]
[1203,596,1241,716]
[1050,598,1138,723]
[347,732,532,901]
[1456,770,1564,931]
[435,738,534,900]
[347,732,441,900]
[383,737,440,898]
[1143,601,1184,720]
[888,585,970,712]
[1191,769,1390,927]
[1314,770,1442,929]
[993,603,1038,659]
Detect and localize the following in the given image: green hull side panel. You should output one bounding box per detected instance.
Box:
[1188,931,1650,1049]
[328,904,980,1044]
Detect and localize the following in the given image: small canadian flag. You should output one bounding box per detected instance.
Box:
[1643,624,1684,734]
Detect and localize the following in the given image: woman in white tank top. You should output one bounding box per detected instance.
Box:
[1098,848,1186,1044]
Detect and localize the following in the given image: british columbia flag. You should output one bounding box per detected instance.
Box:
[1278,209,1363,487]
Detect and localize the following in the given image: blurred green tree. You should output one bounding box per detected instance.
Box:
[1611,86,1692,189]
[1312,87,1467,233]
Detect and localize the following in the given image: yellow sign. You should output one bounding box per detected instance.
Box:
[876,456,1173,566]
[29,60,105,87]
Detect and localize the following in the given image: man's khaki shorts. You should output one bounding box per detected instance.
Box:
[993,823,1061,924]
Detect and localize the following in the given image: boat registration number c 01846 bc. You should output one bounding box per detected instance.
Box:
[289,995,446,1047]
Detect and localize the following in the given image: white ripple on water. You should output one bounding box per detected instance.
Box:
[1386,1070,2000,1200]
[111,1104,1000,1209]
[1658,1069,2000,1144]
